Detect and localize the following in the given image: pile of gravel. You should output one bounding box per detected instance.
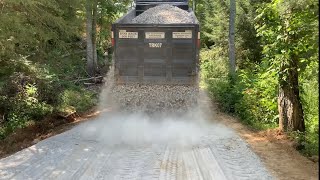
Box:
[109,84,199,113]
[131,4,195,24]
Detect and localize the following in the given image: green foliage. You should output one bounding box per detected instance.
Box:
[0,0,119,139]
[200,48,228,80]
[255,0,318,153]
[0,0,133,139]
[201,50,278,129]
[97,0,132,51]
[199,0,229,49]
[1,114,29,139]
[0,55,98,139]
[235,64,278,127]
[0,0,132,139]
[299,60,319,156]
[0,0,82,60]
[198,0,278,129]
[57,87,97,115]
[0,73,54,138]
[199,0,318,155]
[236,1,263,67]
[255,0,318,81]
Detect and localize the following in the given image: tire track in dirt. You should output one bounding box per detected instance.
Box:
[209,138,273,180]
[6,140,76,180]
[94,146,163,180]
[193,147,227,180]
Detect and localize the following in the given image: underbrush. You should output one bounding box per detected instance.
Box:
[201,49,318,156]
[0,54,100,139]
[299,61,319,156]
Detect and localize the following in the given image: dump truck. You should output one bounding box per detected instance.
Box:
[110,0,200,112]
[111,0,200,85]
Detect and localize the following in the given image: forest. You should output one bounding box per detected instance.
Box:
[0,0,318,158]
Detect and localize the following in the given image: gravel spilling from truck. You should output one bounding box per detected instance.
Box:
[110,84,199,113]
[98,65,198,113]
[131,4,195,24]
[97,66,198,113]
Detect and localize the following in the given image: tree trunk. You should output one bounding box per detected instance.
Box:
[86,0,94,76]
[92,0,98,73]
[278,56,305,132]
[192,0,196,12]
[194,0,197,16]
[228,0,236,77]
[192,0,195,10]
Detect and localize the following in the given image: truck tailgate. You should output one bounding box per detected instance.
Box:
[112,24,200,85]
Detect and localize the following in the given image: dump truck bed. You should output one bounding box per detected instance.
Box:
[112,9,200,85]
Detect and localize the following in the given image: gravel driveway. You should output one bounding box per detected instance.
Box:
[0,106,273,180]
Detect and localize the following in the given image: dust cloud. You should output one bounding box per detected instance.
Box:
[79,67,233,148]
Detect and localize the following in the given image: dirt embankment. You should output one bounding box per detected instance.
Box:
[210,102,319,180]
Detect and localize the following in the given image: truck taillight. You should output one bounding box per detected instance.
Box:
[197,32,200,48]
[112,39,115,46]
[111,31,115,46]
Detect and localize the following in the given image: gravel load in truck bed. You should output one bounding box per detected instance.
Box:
[131,4,195,24]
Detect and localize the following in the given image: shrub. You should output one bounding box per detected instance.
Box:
[299,60,319,156]
[57,87,97,115]
[0,56,99,139]
[201,49,278,129]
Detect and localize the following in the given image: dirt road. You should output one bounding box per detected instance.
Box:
[0,99,274,180]
[0,118,272,179]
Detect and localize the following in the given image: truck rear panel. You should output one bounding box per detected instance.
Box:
[112,9,200,85]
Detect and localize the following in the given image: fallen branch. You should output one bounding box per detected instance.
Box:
[61,50,86,58]
[73,76,104,83]
[84,82,98,86]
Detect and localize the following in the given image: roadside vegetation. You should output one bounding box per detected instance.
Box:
[0,1,130,139]
[195,0,318,156]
